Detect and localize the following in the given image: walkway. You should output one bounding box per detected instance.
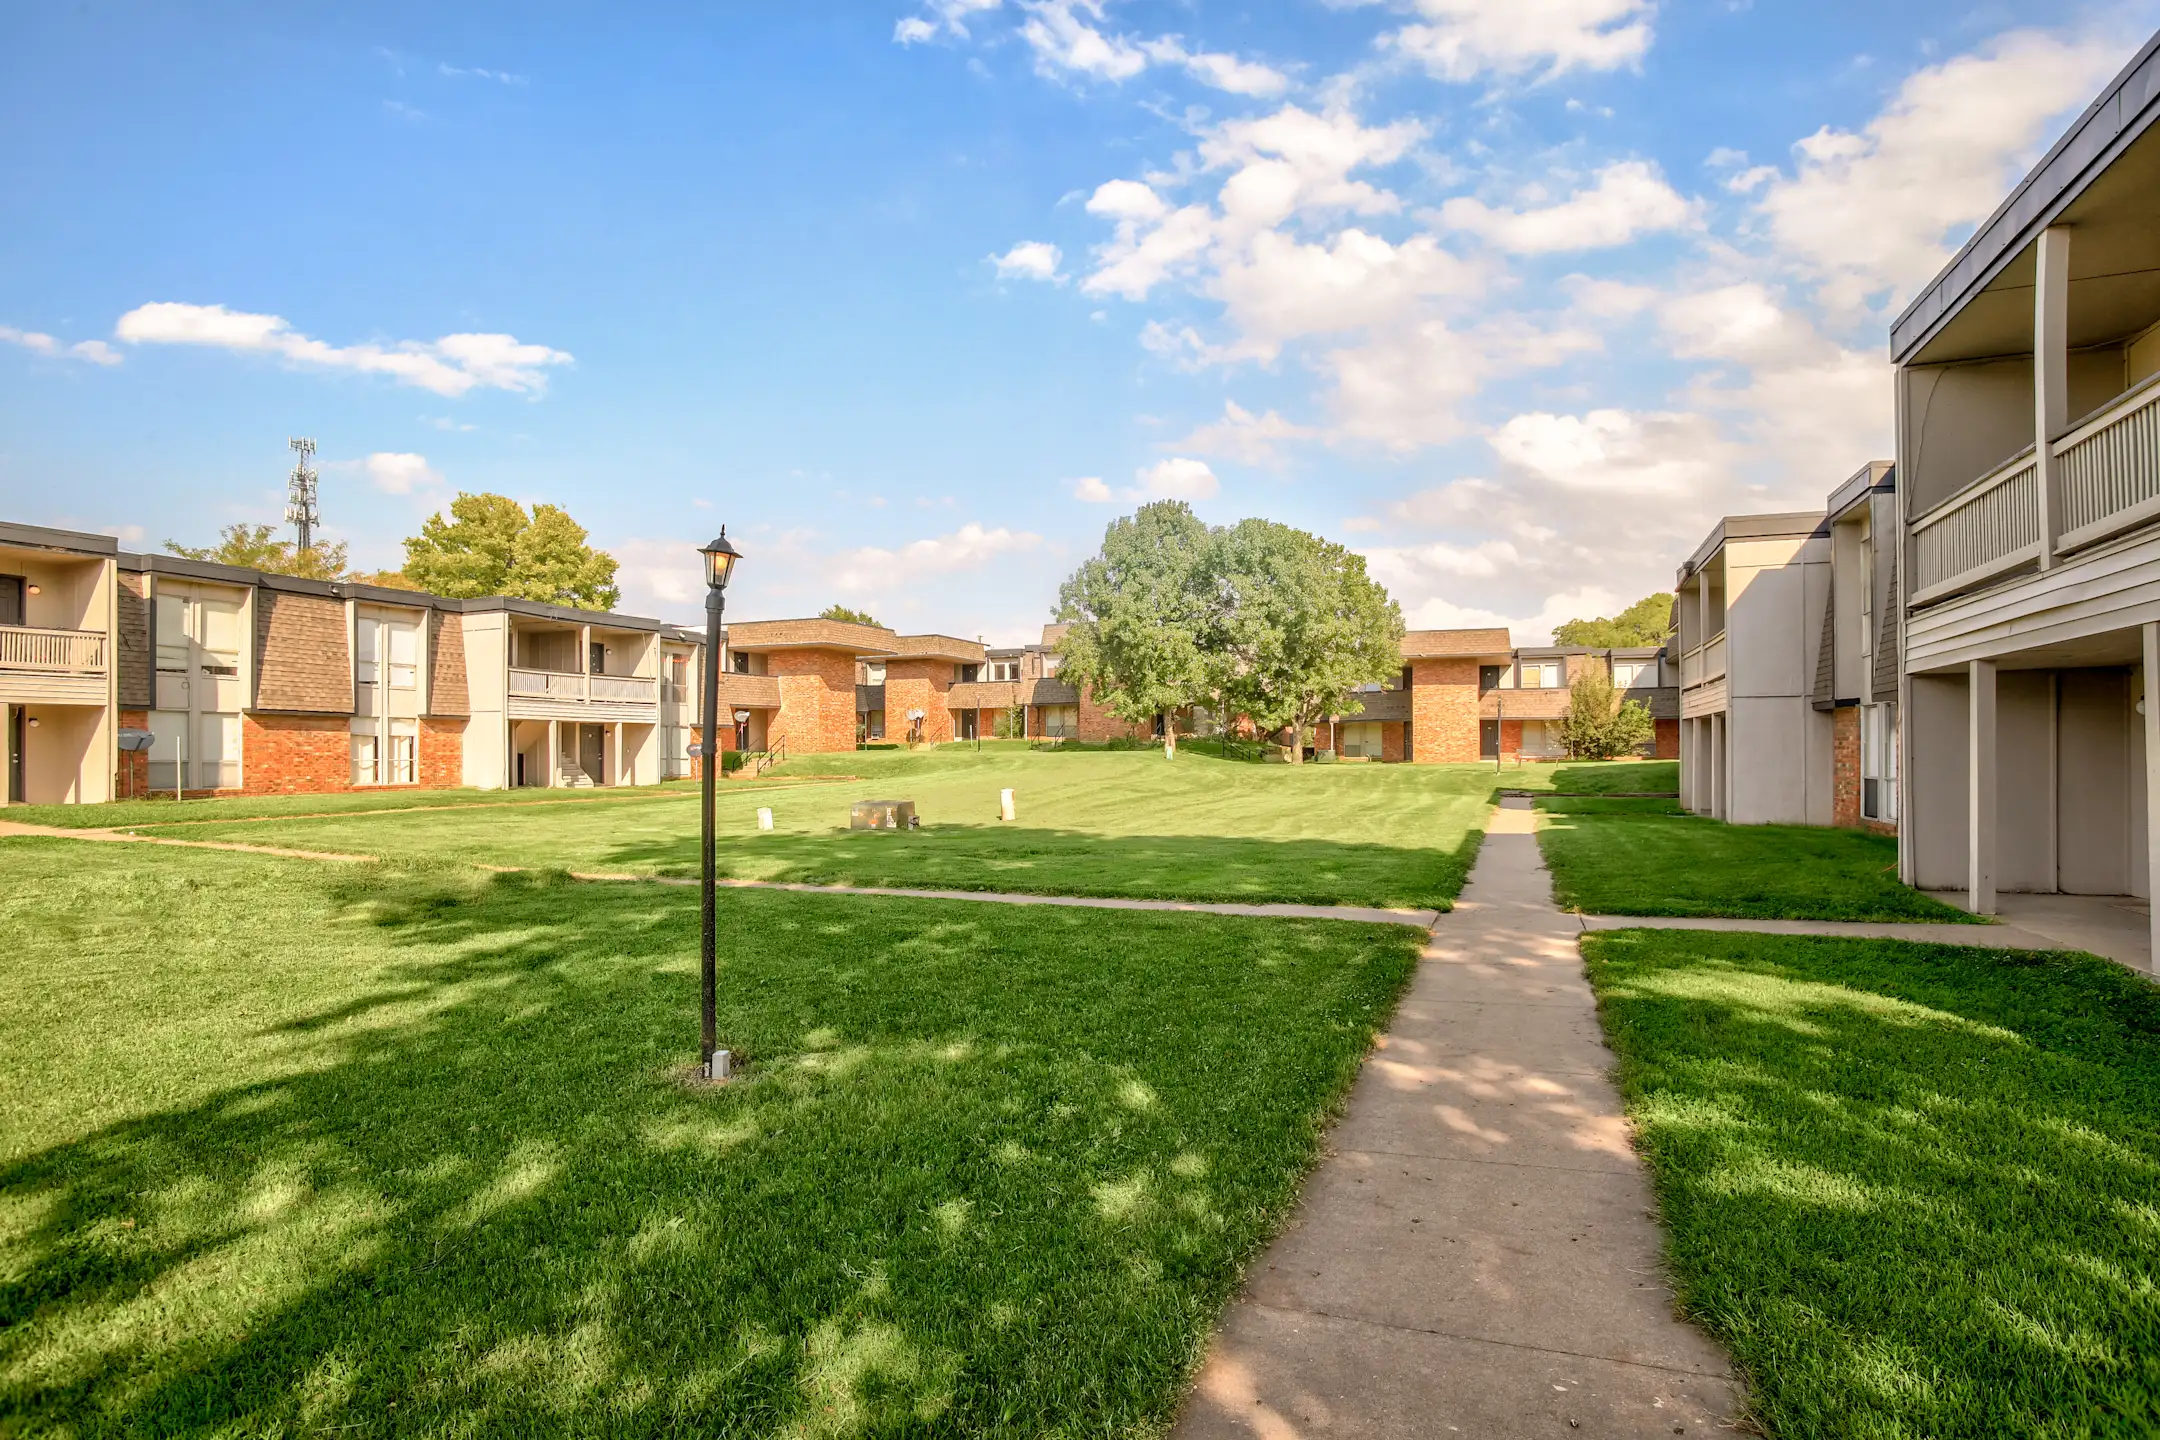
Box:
[1176,799,1739,1438]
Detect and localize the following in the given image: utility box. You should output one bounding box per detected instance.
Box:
[850,799,919,831]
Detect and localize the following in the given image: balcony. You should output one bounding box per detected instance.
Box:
[1680,634,1725,690]
[0,625,108,705]
[1911,379,2160,608]
[507,667,660,716]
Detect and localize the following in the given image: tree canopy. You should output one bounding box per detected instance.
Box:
[400,494,621,610]
[1553,593,1674,648]
[1556,669,1658,760]
[819,604,882,627]
[166,525,348,581]
[1054,503,1404,760]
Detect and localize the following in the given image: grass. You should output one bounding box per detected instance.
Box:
[1538,807,1978,922]
[1499,759,1677,795]
[1584,929,2160,1439]
[0,838,1422,1437]
[119,748,1544,910]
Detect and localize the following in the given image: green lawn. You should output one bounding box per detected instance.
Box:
[0,838,1421,1437]
[125,748,1515,910]
[1584,929,2160,1439]
[1538,807,1977,922]
[1501,759,1677,795]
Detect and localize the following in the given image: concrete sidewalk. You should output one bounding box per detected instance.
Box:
[1175,800,1739,1438]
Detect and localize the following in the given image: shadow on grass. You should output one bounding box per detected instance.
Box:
[1586,930,2160,1438]
[0,864,1419,1438]
[604,824,1489,912]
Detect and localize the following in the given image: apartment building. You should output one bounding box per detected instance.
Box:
[1889,34,2160,935]
[1674,512,1835,825]
[0,521,706,804]
[1481,647,1679,761]
[0,523,119,804]
[1812,463,1901,831]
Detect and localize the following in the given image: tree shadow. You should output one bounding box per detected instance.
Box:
[2,862,1421,1437]
[600,824,1489,912]
[1586,930,2160,1437]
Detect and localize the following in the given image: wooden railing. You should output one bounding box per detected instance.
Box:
[2057,380,2160,552]
[0,626,106,673]
[509,667,585,699]
[1679,634,1725,689]
[589,674,658,703]
[1910,449,2041,605]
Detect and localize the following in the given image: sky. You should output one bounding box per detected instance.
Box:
[3,0,2156,644]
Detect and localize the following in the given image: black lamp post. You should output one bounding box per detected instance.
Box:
[697,527,744,1080]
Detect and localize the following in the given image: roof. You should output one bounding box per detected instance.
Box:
[1826,462,1895,524]
[723,618,898,655]
[885,633,987,663]
[1400,628,1512,658]
[1677,512,1827,581]
[0,521,118,557]
[1892,31,2160,362]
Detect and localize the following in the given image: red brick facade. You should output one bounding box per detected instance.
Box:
[115,708,152,798]
[769,649,860,754]
[1409,658,1480,763]
[1076,687,1149,743]
[1654,718,1680,760]
[241,713,353,795]
[1380,721,1406,763]
[886,661,955,744]
[421,717,467,789]
[1831,705,1861,828]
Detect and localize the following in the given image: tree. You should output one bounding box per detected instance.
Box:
[349,569,422,591]
[1054,502,1216,747]
[1556,669,1657,760]
[400,493,621,610]
[1202,519,1404,763]
[166,524,348,581]
[819,604,881,627]
[1553,593,1674,648]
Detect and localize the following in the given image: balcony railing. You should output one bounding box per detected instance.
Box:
[1680,634,1725,689]
[2057,379,2160,552]
[0,626,107,673]
[590,674,658,703]
[510,667,586,699]
[1910,449,2041,606]
[508,667,660,704]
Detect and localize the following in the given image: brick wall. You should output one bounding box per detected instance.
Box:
[886,660,954,744]
[1380,720,1405,763]
[115,707,151,798]
[1499,718,1525,759]
[421,717,466,788]
[1654,718,1679,760]
[1831,705,1861,828]
[769,649,859,753]
[1077,687,1147,743]
[242,713,352,794]
[1409,658,1479,762]
[116,573,152,709]
[255,592,351,713]
[427,610,469,716]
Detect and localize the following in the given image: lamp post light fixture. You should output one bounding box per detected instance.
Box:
[697,527,745,1081]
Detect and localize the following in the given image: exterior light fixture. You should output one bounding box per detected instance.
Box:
[697,525,744,1083]
[732,709,749,724]
[25,584,39,596]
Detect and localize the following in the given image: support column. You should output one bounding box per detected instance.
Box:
[613,721,625,786]
[546,718,560,788]
[1709,713,1724,821]
[1969,659,1997,916]
[2034,225,2069,569]
[2145,623,2160,974]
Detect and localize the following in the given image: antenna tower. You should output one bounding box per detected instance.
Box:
[285,437,320,553]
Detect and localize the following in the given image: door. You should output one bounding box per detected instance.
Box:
[959,710,978,741]
[0,576,23,628]
[7,707,21,803]
[590,642,607,675]
[579,724,605,782]
[1480,719,1500,758]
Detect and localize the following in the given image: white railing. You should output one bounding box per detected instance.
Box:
[510,667,585,699]
[590,674,658,703]
[0,626,106,673]
[1679,634,1725,689]
[1910,450,2041,605]
[2057,381,2160,552]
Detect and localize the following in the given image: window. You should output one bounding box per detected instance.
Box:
[389,624,419,689]
[1036,704,1078,738]
[1521,661,1561,689]
[1862,703,1897,823]
[865,708,886,740]
[1041,653,1061,677]
[1613,660,1652,688]
[355,617,379,686]
[352,718,418,785]
[1341,722,1384,759]
[986,659,1019,682]
[157,589,243,675]
[357,615,420,691]
[864,662,886,685]
[955,663,981,683]
[150,710,240,790]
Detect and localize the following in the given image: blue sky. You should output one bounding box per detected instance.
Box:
[3,0,2155,642]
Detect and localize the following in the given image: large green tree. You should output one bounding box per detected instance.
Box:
[400,493,621,610]
[1201,519,1404,761]
[1553,593,1674,648]
[1054,502,1216,743]
[166,525,348,581]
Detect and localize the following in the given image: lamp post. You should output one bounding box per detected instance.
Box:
[697,528,744,1081]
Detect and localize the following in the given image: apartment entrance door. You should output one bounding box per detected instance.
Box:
[1480,720,1500,759]
[579,724,606,784]
[958,710,978,741]
[0,576,23,627]
[6,707,21,803]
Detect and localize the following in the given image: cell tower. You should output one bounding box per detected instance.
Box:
[285,437,320,553]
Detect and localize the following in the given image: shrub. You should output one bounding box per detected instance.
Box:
[1557,671,1657,760]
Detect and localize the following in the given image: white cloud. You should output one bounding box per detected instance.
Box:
[1489,409,1733,496]
[1436,161,1697,253]
[609,537,710,616]
[113,302,572,398]
[1178,49,1292,98]
[1084,199,1215,300]
[1,325,123,365]
[1013,1,1289,95]
[1171,400,1320,465]
[360,452,443,494]
[991,240,1064,282]
[1326,315,1598,449]
[1212,228,1485,360]
[1561,274,1658,318]
[1753,28,2131,319]
[1134,456,1219,500]
[894,0,1002,43]
[831,522,1044,590]
[439,63,526,84]
[1384,0,1655,83]
[1072,475,1115,502]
